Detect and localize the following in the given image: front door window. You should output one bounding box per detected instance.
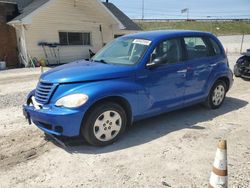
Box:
[151,38,182,64]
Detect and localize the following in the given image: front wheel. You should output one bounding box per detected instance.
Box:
[205,80,227,109]
[81,102,127,146]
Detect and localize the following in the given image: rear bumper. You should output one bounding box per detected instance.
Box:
[23,104,85,137]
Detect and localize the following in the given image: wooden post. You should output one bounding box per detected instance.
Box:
[41,65,44,74]
[240,34,245,54]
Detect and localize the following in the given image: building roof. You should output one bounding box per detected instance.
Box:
[0,0,35,10]
[6,0,141,31]
[0,0,16,3]
[10,0,49,22]
[102,2,141,31]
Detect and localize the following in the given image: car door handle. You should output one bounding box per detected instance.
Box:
[209,63,217,67]
[177,69,187,73]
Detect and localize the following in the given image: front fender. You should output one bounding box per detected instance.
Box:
[50,78,140,118]
[25,89,36,104]
[27,89,35,98]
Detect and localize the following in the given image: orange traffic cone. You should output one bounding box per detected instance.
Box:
[208,140,228,188]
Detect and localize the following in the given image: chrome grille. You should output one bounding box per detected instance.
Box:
[35,82,56,104]
[243,60,250,67]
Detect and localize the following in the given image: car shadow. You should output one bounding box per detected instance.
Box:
[242,77,250,81]
[46,97,248,154]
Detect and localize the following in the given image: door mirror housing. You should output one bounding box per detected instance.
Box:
[147,54,166,68]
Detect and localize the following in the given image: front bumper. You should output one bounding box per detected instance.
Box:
[234,65,250,79]
[23,103,85,137]
[239,68,250,78]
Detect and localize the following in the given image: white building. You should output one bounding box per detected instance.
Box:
[6,0,141,66]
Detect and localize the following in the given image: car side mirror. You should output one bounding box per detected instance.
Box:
[147,54,166,68]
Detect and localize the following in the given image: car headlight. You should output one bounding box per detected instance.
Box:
[55,94,88,108]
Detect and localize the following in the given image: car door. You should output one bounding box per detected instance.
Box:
[182,36,215,103]
[136,38,187,116]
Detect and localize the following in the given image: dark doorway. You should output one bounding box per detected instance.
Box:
[0,3,19,68]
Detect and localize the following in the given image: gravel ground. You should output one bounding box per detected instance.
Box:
[0,54,249,187]
[218,35,250,53]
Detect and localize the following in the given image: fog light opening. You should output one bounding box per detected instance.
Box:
[55,126,63,133]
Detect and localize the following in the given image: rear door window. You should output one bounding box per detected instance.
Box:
[184,37,210,60]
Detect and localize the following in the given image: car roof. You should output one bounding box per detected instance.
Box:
[123,30,214,41]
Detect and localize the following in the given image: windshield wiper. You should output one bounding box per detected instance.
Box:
[92,59,109,64]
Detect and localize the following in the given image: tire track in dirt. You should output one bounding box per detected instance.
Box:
[0,74,40,85]
[0,129,55,170]
[0,91,28,109]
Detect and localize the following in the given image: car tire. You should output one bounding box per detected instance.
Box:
[205,80,227,109]
[81,102,127,146]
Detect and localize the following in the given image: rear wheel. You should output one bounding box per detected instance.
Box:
[81,102,127,146]
[205,80,227,109]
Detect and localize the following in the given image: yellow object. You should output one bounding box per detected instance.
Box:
[39,59,46,67]
[40,66,44,74]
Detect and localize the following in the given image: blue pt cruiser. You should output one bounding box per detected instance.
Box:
[23,30,233,146]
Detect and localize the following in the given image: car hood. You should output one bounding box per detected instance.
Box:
[40,60,136,83]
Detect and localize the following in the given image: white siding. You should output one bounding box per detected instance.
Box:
[23,0,136,64]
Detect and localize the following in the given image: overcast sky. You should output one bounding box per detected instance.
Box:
[108,0,250,19]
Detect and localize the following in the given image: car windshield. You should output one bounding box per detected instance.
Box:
[92,38,151,65]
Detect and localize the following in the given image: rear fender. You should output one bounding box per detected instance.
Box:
[205,65,232,95]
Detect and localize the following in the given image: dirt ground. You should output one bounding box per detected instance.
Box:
[0,54,249,188]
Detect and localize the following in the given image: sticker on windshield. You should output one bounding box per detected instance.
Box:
[133,39,151,46]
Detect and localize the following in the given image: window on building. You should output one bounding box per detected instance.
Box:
[59,32,91,46]
[68,32,83,45]
[83,33,91,45]
[59,32,68,45]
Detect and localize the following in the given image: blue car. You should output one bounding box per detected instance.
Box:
[23,30,233,146]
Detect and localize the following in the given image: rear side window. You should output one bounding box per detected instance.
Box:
[184,37,210,60]
[209,38,222,55]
